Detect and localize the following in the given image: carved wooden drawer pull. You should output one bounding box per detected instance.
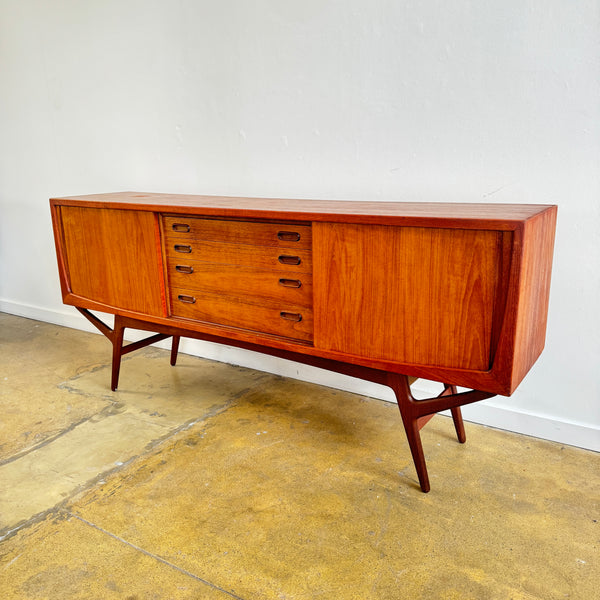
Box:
[178,294,196,304]
[279,278,302,288]
[175,265,194,274]
[277,231,301,242]
[172,223,190,232]
[174,244,192,253]
[278,255,301,266]
[280,311,302,322]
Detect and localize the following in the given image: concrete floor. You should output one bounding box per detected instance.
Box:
[0,313,598,599]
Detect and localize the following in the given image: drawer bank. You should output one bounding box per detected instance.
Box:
[50,192,557,492]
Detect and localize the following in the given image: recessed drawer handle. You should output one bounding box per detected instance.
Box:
[280,311,302,322]
[277,231,301,242]
[175,265,194,274]
[279,278,302,288]
[278,255,301,266]
[178,294,196,304]
[174,244,192,253]
[172,223,190,233]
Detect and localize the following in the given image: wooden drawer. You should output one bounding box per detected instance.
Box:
[170,288,313,342]
[163,216,312,249]
[166,259,312,307]
[163,215,313,342]
[165,239,312,273]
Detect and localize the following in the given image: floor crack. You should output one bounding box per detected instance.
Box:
[65,512,248,600]
[0,401,121,468]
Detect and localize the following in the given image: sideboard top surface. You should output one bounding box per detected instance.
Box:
[50,191,555,230]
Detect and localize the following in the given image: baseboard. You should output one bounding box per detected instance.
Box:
[2,299,598,453]
[410,380,600,453]
[1,299,108,334]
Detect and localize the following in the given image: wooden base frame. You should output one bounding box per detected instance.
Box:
[77,308,495,493]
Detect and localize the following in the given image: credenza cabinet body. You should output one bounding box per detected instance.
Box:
[50,192,557,397]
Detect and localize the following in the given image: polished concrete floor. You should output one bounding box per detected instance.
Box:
[0,312,598,599]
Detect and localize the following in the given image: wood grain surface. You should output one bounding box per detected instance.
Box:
[58,206,165,316]
[49,194,557,395]
[314,223,500,371]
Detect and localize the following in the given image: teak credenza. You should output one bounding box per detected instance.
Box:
[50,192,557,492]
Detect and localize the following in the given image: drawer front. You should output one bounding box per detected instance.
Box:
[162,215,314,342]
[171,288,313,342]
[164,216,312,250]
[166,240,312,273]
[167,259,312,306]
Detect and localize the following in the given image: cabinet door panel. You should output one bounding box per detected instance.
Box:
[314,223,501,371]
[60,206,164,316]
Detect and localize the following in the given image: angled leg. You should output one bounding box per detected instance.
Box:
[401,410,431,493]
[170,335,180,366]
[450,406,466,443]
[387,373,431,492]
[443,384,467,443]
[110,317,171,390]
[111,317,126,391]
[387,373,494,492]
[76,308,174,391]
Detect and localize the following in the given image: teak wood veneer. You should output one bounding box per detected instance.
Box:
[50,192,557,492]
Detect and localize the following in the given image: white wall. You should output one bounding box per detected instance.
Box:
[1,1,598,450]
